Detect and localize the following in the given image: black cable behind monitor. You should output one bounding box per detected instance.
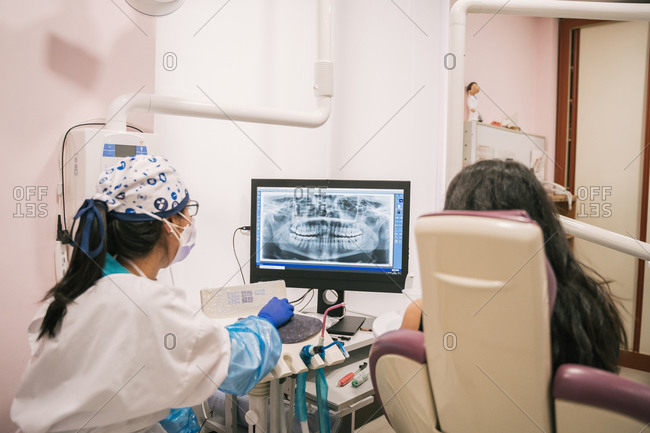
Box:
[232,226,250,284]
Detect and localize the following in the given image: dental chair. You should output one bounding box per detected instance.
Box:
[369,211,650,433]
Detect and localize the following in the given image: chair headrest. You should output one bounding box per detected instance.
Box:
[420,209,532,223]
[418,209,557,314]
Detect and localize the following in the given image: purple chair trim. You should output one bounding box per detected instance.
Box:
[553,364,650,423]
[545,259,557,312]
[369,329,426,418]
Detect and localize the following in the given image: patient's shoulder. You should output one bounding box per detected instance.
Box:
[401,299,423,330]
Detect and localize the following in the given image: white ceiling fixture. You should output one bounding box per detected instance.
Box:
[125,0,185,16]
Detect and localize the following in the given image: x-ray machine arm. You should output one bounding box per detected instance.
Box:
[106,0,333,132]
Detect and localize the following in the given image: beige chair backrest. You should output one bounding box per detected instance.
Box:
[416,212,554,433]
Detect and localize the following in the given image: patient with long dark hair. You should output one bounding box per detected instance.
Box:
[402,159,627,373]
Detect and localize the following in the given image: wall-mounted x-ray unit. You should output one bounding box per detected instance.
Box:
[61,129,159,231]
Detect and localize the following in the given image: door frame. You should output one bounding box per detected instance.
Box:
[555,19,650,371]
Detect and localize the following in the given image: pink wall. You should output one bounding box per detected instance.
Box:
[464,14,559,180]
[0,2,154,430]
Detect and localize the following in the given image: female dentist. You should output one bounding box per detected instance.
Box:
[11,155,293,433]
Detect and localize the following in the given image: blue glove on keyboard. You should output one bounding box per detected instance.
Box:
[258,297,295,328]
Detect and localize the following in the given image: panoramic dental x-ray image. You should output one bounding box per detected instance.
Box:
[260,190,393,265]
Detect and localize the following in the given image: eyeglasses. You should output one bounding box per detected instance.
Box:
[185,200,199,217]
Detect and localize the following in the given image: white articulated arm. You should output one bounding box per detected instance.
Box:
[106,0,333,132]
[560,216,650,262]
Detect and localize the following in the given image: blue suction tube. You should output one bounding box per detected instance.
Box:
[296,344,332,433]
[315,368,330,433]
[295,372,309,433]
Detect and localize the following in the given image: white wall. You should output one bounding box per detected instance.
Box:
[153,0,448,316]
[0,1,155,430]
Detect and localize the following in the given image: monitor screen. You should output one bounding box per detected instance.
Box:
[250,179,410,296]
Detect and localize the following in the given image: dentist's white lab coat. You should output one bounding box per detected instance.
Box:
[11,272,231,433]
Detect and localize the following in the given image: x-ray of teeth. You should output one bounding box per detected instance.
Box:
[260,191,393,264]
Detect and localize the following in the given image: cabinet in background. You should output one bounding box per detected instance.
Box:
[463,121,547,180]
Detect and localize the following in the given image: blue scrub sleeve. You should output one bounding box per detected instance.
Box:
[218,316,282,396]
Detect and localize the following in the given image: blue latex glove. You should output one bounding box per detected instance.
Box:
[258,297,294,328]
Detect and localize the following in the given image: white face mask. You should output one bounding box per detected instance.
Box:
[166,212,197,264]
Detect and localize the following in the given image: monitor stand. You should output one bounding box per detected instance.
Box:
[317,289,365,336]
[316,289,345,317]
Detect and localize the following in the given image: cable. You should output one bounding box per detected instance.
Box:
[289,289,312,304]
[60,122,103,238]
[343,308,376,319]
[59,122,145,242]
[298,290,315,313]
[232,226,249,284]
[289,289,315,312]
[321,303,345,338]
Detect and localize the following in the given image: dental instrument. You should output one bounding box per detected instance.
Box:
[338,362,367,387]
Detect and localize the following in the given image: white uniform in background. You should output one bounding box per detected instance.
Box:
[467,94,480,122]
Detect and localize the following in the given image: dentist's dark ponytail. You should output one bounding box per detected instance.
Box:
[39,201,108,339]
[38,201,173,339]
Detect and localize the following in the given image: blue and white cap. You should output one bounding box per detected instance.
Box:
[72,155,189,258]
[93,155,189,221]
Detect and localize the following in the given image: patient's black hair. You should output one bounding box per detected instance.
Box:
[466,82,477,93]
[444,159,627,373]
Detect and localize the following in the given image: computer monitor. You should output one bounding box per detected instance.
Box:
[250,179,410,319]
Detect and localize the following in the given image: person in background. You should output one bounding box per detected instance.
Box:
[466,81,482,122]
[11,155,293,433]
[402,159,627,373]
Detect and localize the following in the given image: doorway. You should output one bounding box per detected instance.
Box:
[555,19,650,370]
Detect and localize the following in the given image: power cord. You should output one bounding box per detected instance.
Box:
[232,226,250,284]
[298,290,315,312]
[290,289,315,312]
